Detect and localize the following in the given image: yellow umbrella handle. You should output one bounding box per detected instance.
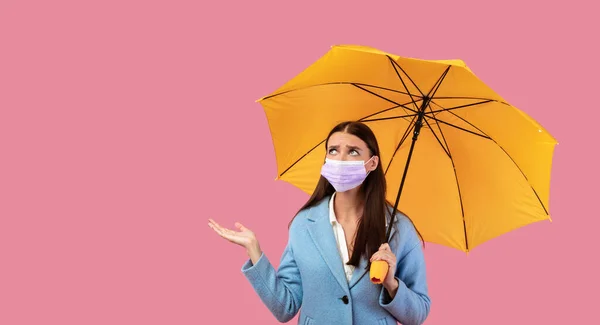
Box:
[369,260,388,284]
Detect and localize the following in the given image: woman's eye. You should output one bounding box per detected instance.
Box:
[349,150,359,155]
[328,149,338,154]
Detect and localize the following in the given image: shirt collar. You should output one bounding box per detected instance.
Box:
[329,192,388,228]
[329,192,337,225]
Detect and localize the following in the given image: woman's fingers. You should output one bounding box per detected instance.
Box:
[371,255,392,267]
[208,219,223,231]
[370,250,396,266]
[208,221,226,236]
[208,219,252,246]
[209,219,235,234]
[209,219,244,234]
[211,225,241,243]
[379,243,391,251]
[370,251,387,262]
[235,222,249,232]
[373,244,397,269]
[370,244,392,261]
[209,220,233,238]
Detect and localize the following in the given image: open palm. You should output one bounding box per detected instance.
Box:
[208,218,256,249]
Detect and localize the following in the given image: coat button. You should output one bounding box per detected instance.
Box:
[341,295,349,304]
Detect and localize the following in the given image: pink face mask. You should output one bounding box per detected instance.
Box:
[320,157,374,192]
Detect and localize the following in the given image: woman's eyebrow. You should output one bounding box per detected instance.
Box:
[346,145,362,151]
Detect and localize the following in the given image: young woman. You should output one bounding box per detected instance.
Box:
[209,121,431,325]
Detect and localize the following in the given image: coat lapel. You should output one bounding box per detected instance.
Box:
[306,197,349,293]
[348,255,369,289]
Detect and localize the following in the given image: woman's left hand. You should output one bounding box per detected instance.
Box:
[370,243,399,297]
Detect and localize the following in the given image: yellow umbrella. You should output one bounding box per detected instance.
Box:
[257,44,557,254]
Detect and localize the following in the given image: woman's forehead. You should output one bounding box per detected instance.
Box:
[328,132,367,147]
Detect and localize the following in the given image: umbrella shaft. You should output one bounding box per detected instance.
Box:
[385,98,429,241]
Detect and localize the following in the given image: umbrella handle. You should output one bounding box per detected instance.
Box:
[369,260,388,284]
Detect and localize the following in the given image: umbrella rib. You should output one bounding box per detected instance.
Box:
[362,113,418,123]
[426,105,470,252]
[387,56,420,111]
[359,100,421,121]
[427,105,452,159]
[425,66,469,250]
[425,115,491,139]
[384,115,418,176]
[359,100,423,124]
[445,110,550,215]
[387,56,425,97]
[352,84,418,115]
[259,82,421,102]
[433,96,510,106]
[361,105,415,121]
[428,99,494,115]
[354,83,421,98]
[425,66,451,99]
[423,118,450,158]
[278,138,327,178]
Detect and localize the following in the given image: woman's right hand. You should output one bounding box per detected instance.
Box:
[208,218,262,264]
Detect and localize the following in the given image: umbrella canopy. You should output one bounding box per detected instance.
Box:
[258,44,557,252]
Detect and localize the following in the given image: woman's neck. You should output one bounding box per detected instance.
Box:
[334,189,363,223]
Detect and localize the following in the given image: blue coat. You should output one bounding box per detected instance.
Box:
[241,196,431,325]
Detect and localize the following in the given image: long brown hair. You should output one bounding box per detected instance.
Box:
[290,121,419,267]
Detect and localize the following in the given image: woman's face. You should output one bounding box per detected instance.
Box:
[326,132,379,171]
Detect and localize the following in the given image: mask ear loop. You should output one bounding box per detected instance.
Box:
[364,155,376,177]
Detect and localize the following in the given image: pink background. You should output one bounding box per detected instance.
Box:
[1,0,597,324]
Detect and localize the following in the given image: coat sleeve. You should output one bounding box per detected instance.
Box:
[379,226,431,325]
[241,239,303,323]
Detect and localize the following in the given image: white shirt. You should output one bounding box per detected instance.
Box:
[329,192,355,282]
